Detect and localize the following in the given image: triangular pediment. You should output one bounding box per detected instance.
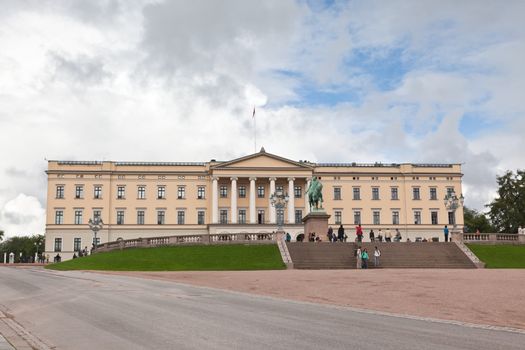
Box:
[212,151,313,170]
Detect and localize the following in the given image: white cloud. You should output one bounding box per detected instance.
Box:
[0,0,524,236]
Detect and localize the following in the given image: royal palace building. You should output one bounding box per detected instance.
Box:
[44,149,464,260]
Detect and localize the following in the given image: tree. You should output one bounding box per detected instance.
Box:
[487,169,525,233]
[0,230,4,242]
[0,234,44,263]
[463,207,494,233]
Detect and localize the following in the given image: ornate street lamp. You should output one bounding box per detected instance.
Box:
[88,217,104,252]
[270,189,289,232]
[444,190,464,230]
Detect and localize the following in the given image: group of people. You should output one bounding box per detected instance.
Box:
[72,246,90,259]
[326,225,402,243]
[355,246,381,269]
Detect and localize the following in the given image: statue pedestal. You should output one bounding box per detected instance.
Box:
[302,211,331,241]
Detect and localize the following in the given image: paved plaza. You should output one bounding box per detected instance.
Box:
[0,267,524,349]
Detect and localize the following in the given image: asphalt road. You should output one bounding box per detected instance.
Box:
[0,267,523,350]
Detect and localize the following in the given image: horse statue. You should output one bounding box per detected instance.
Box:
[306,176,323,210]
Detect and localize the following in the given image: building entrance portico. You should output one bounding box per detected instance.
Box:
[210,154,313,228]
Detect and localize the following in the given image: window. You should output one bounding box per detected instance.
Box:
[74,238,81,252]
[276,185,283,193]
[295,209,303,224]
[257,210,265,224]
[294,186,302,198]
[74,210,83,225]
[448,211,455,225]
[197,186,206,199]
[158,186,166,199]
[391,187,399,200]
[335,211,342,225]
[75,186,84,199]
[447,187,455,197]
[238,209,246,224]
[137,210,145,225]
[414,211,421,225]
[392,211,400,225]
[238,186,246,198]
[219,210,228,224]
[55,210,64,225]
[177,211,185,225]
[257,186,265,198]
[117,186,125,199]
[334,187,341,200]
[372,187,380,200]
[430,188,437,200]
[431,211,438,225]
[93,210,101,220]
[353,188,360,200]
[137,186,146,199]
[373,211,380,225]
[178,186,186,199]
[56,186,64,199]
[94,186,102,199]
[92,237,100,246]
[157,211,165,225]
[220,186,228,198]
[117,211,125,225]
[413,188,420,200]
[54,238,62,252]
[354,211,361,225]
[197,211,205,225]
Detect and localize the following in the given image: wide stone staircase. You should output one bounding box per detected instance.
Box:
[286,242,356,269]
[286,242,477,269]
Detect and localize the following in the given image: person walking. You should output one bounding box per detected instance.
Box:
[356,224,363,242]
[377,229,383,242]
[361,249,369,269]
[444,225,449,242]
[385,228,392,242]
[327,226,334,242]
[369,229,375,242]
[338,224,345,242]
[374,246,381,267]
[356,246,362,269]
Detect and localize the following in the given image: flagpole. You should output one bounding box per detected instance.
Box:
[253,107,257,153]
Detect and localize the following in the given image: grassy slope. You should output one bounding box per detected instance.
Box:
[467,244,525,268]
[46,244,286,271]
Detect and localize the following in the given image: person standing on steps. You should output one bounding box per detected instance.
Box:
[327,226,334,242]
[361,249,369,269]
[356,224,363,242]
[374,246,381,267]
[369,229,375,242]
[356,246,362,269]
[338,224,345,242]
[444,225,449,242]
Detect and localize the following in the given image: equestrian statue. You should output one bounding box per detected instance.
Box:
[306,176,324,210]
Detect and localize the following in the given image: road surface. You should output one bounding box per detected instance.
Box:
[0,267,523,350]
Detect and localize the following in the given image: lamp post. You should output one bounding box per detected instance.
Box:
[34,241,40,263]
[270,189,289,232]
[88,217,104,253]
[444,190,464,231]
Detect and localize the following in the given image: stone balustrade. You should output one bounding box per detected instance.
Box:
[454,232,525,244]
[95,233,278,253]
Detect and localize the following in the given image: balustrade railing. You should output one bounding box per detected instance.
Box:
[95,232,278,253]
[458,233,524,244]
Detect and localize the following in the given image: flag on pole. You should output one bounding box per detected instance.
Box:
[252,107,256,118]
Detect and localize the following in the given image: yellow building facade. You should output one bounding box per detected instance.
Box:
[44,150,464,260]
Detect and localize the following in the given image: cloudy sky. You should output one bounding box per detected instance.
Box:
[1,0,524,238]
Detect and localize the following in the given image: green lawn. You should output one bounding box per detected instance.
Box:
[46,244,286,271]
[467,244,525,268]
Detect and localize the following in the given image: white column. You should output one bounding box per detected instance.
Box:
[269,177,276,224]
[249,177,257,223]
[305,178,311,215]
[230,177,238,224]
[212,176,219,223]
[288,177,295,224]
